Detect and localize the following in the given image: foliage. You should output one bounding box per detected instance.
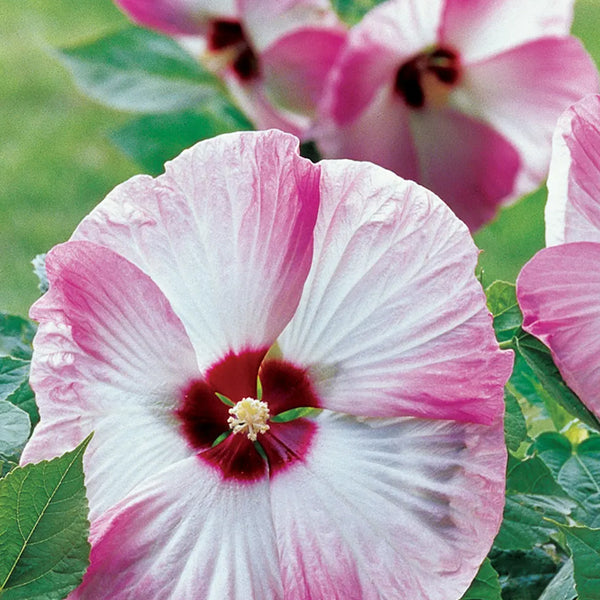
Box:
[0,436,92,599]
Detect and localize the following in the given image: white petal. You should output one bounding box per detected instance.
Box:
[71,457,283,599]
[278,160,510,424]
[270,412,506,599]
[73,131,320,371]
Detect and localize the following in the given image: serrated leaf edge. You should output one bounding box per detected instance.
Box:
[0,433,93,592]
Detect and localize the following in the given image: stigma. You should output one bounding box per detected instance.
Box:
[228,397,270,441]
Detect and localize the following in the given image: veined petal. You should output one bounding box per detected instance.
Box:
[114,0,237,36]
[452,37,599,200]
[440,0,575,63]
[409,106,520,229]
[278,161,511,424]
[546,94,600,245]
[71,457,283,599]
[517,242,600,418]
[73,131,320,371]
[23,241,198,515]
[270,412,506,599]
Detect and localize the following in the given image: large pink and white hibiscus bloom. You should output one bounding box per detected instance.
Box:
[114,0,346,137]
[314,0,599,230]
[23,130,511,599]
[518,94,600,418]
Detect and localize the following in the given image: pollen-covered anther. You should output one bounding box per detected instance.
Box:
[227,397,270,441]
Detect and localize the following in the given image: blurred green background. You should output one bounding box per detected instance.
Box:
[1,0,600,317]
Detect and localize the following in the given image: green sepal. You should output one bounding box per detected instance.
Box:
[211,431,231,448]
[215,392,234,407]
[270,407,321,423]
[253,441,268,463]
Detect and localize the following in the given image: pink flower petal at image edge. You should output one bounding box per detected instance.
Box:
[23,131,510,599]
[114,0,237,35]
[517,94,600,419]
[518,243,600,418]
[545,94,600,246]
[316,0,598,230]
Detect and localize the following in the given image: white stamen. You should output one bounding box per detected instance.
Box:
[227,397,270,441]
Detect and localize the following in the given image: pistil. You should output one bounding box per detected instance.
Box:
[228,397,270,441]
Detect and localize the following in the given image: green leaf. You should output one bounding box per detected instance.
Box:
[504,387,528,452]
[0,357,30,402]
[507,356,556,438]
[58,26,229,113]
[490,548,561,600]
[0,314,36,361]
[331,0,387,25]
[460,558,501,599]
[485,281,523,343]
[563,526,600,600]
[495,456,576,550]
[0,435,92,599]
[533,432,600,527]
[538,558,576,600]
[111,106,253,174]
[0,401,30,458]
[4,381,38,430]
[506,453,569,496]
[515,334,600,432]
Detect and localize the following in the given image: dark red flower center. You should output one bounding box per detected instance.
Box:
[394,46,461,109]
[207,20,260,81]
[175,349,320,481]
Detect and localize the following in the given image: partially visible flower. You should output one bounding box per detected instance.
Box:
[113,0,238,36]
[314,0,599,230]
[23,130,511,599]
[114,0,346,136]
[518,94,600,418]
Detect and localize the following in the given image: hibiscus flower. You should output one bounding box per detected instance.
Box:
[314,0,599,230]
[23,130,511,599]
[518,94,600,418]
[113,0,346,136]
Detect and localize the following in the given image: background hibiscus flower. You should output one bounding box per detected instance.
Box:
[315,0,599,230]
